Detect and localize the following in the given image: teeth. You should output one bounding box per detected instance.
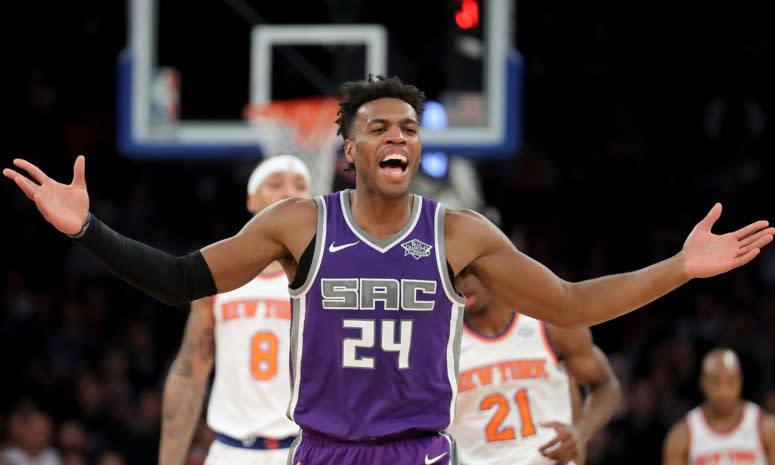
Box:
[381,154,407,164]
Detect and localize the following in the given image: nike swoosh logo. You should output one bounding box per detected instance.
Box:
[424,452,447,465]
[329,241,360,253]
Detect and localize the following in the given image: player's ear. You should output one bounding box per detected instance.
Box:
[344,139,356,164]
[246,194,258,215]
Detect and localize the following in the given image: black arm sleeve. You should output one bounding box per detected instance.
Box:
[76,214,217,306]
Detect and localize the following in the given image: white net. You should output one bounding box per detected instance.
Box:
[245,98,342,196]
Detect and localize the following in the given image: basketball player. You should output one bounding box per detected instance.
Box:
[450,273,620,465]
[663,348,775,465]
[159,155,310,465]
[5,75,774,465]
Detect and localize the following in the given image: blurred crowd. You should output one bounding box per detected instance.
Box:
[4,3,775,465]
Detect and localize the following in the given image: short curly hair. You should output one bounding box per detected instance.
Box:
[336,75,426,173]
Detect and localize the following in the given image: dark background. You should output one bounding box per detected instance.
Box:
[4,2,775,465]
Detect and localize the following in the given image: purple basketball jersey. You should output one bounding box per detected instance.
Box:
[287,190,465,441]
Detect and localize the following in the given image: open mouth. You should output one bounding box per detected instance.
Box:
[379,153,408,175]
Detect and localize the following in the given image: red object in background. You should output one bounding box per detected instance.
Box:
[455,0,479,29]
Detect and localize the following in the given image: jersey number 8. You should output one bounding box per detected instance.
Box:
[250,331,278,380]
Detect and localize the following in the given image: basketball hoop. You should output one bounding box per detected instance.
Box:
[244,97,342,196]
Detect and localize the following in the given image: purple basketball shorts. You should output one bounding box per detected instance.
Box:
[287,430,457,465]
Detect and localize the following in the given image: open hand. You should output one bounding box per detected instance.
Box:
[538,422,584,464]
[682,203,775,279]
[3,155,90,235]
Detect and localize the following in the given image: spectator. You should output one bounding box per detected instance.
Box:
[2,405,60,465]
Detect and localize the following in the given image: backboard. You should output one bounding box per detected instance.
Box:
[117,0,522,160]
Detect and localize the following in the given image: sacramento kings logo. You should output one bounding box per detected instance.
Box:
[401,239,432,260]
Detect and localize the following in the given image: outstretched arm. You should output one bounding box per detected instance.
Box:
[4,156,316,304]
[160,298,215,465]
[538,325,621,463]
[447,206,774,327]
[662,420,689,465]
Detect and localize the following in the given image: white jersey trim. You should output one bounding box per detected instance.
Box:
[435,203,465,427]
[287,295,306,421]
[434,204,465,306]
[446,301,463,427]
[441,431,459,465]
[288,196,327,297]
[288,197,326,420]
[285,431,303,465]
[339,190,423,254]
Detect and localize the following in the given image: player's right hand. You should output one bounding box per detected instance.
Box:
[538,421,584,464]
[3,155,90,236]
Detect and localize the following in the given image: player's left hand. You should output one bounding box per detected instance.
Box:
[538,422,584,464]
[682,203,775,279]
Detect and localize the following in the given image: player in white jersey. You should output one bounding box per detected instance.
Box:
[449,274,621,465]
[158,155,311,465]
[663,348,775,465]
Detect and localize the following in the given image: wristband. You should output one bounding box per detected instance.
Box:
[67,212,92,239]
